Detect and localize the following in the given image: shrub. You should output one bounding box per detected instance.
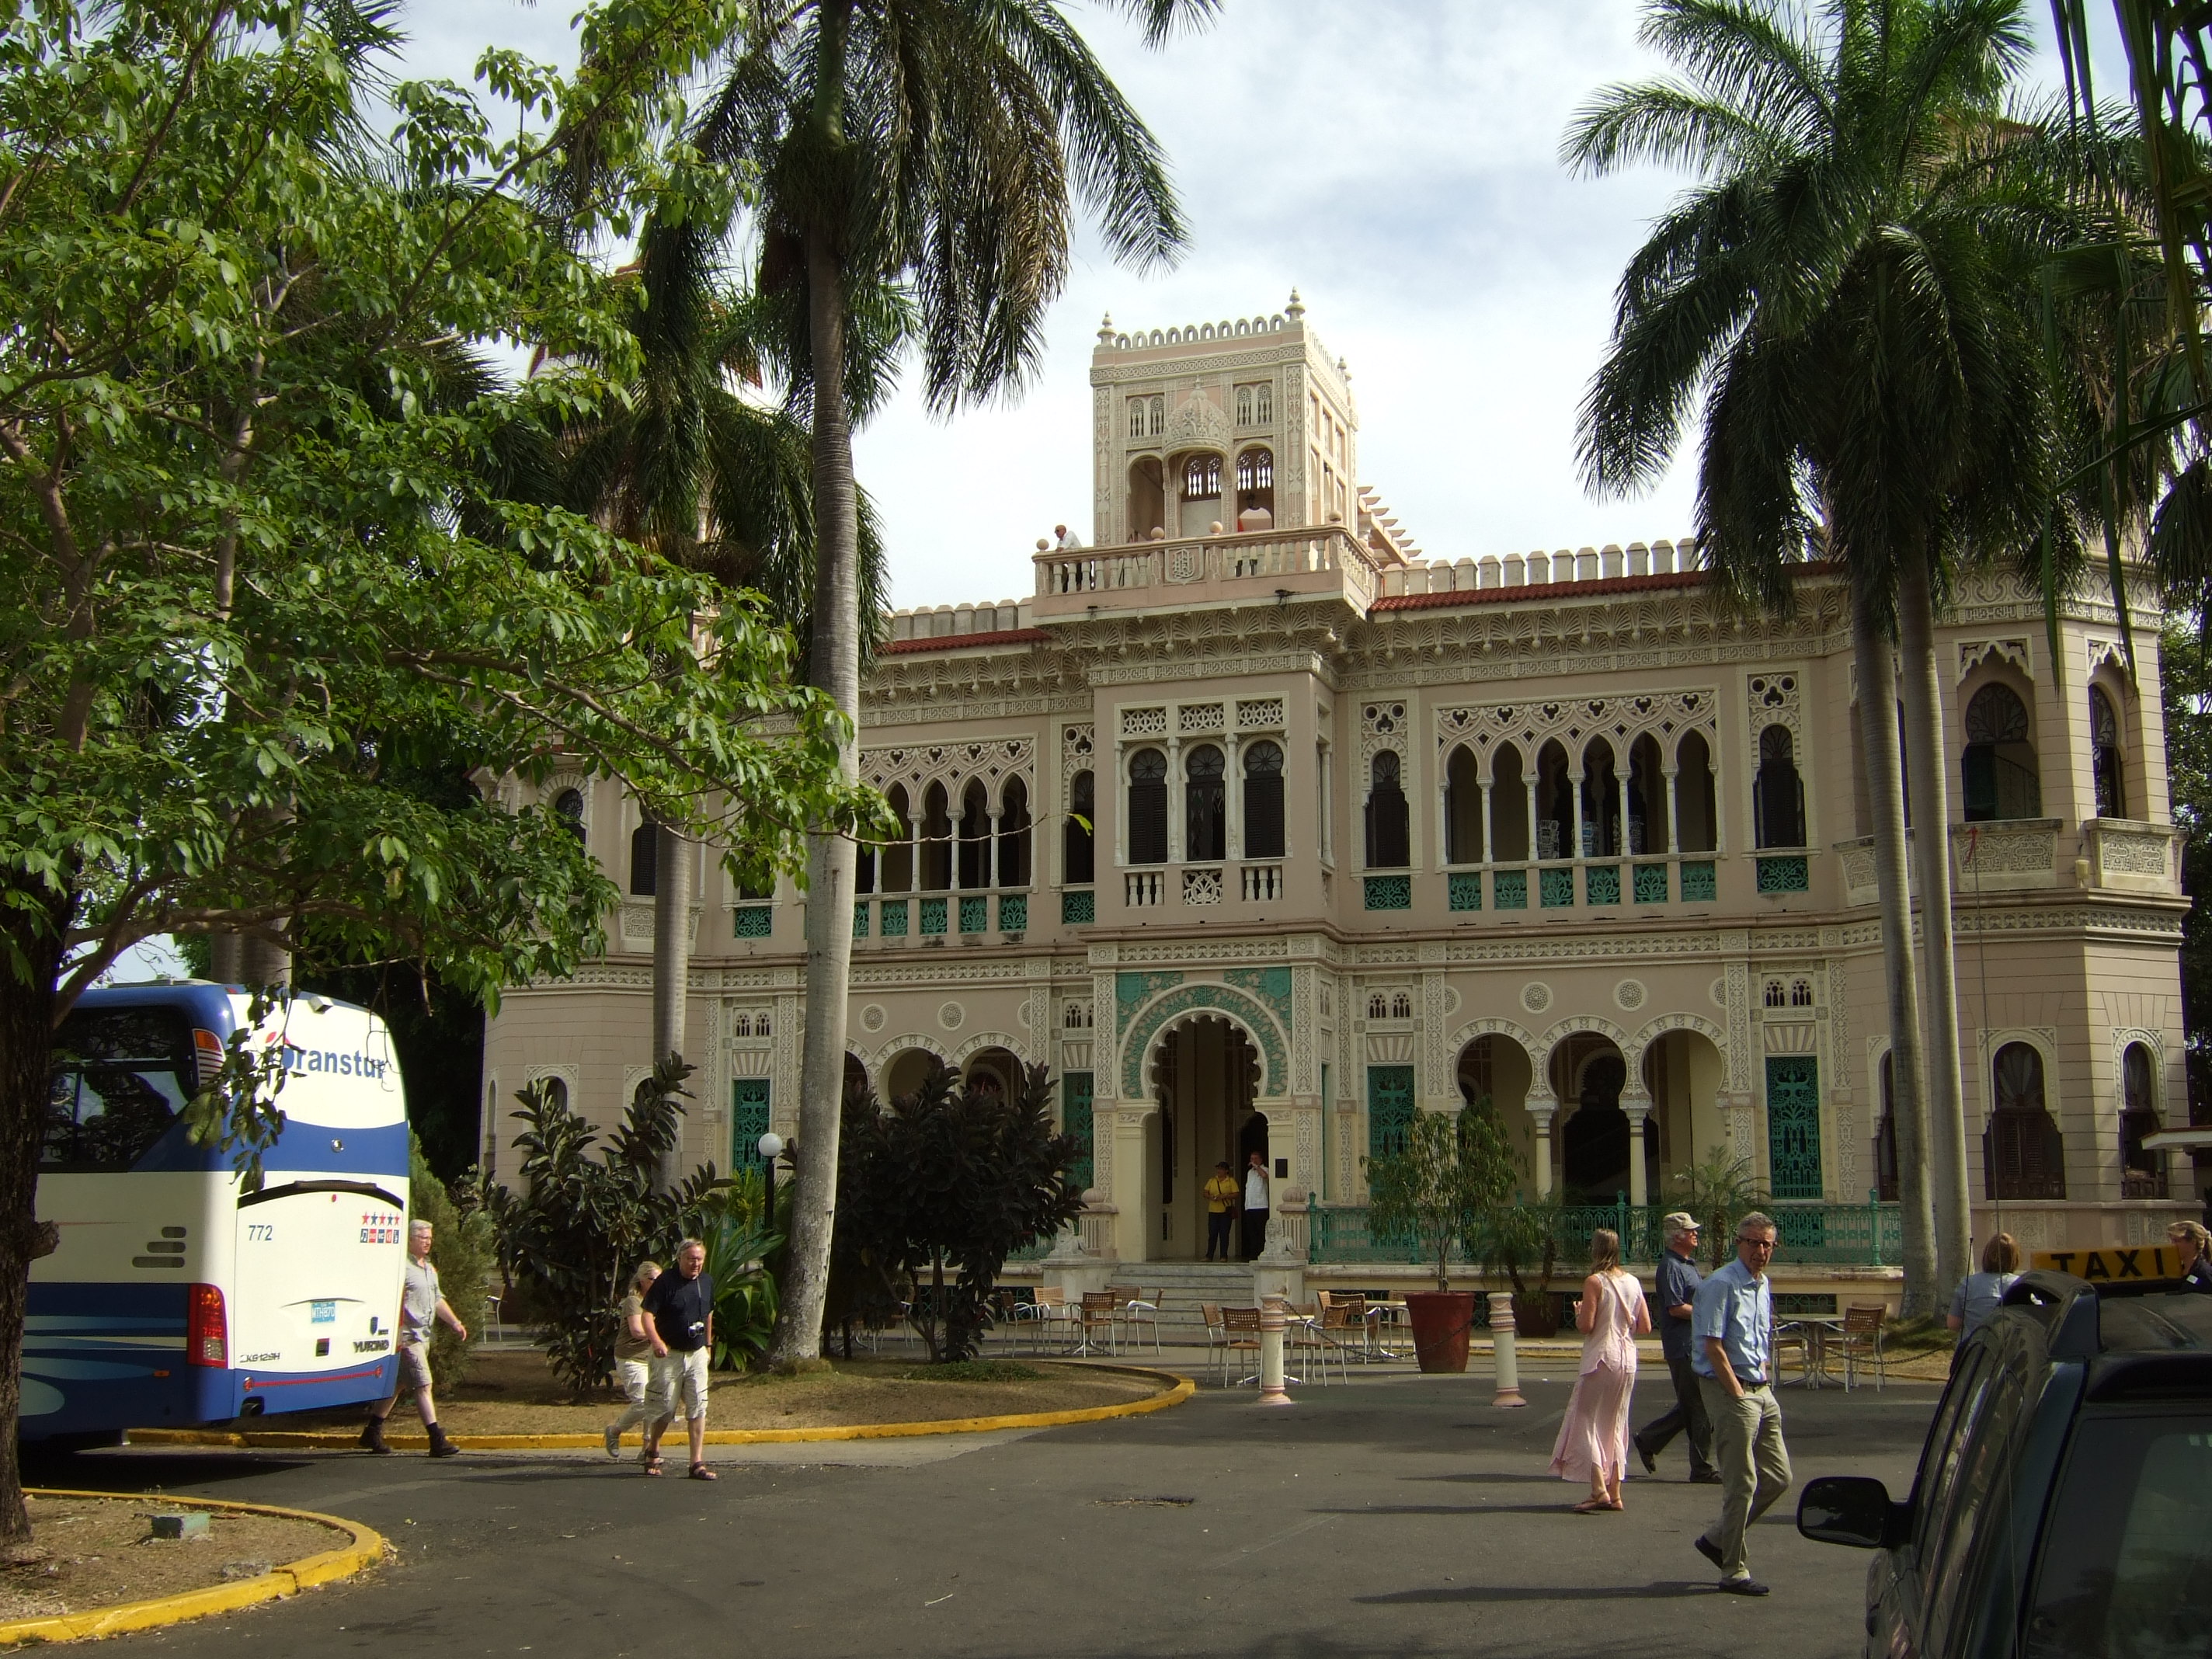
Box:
[1671,1145,1770,1268]
[409,1133,495,1390]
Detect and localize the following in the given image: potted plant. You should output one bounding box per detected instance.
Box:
[1365,1099,1518,1372]
[1672,1144,1770,1268]
[1470,1193,1567,1337]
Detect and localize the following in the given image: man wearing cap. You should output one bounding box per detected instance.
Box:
[1632,1212,1719,1483]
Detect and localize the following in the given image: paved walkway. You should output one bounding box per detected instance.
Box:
[44,1364,1940,1659]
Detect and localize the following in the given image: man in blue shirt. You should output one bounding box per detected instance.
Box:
[1689,1212,1791,1596]
[1633,1213,1718,1482]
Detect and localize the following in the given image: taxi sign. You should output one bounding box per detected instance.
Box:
[2029,1245,2180,1282]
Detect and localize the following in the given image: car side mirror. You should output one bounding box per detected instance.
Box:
[1797,1475,1904,1549]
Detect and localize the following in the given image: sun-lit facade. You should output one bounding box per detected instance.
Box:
[482,301,2199,1281]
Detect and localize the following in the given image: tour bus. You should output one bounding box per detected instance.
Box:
[29,981,410,1442]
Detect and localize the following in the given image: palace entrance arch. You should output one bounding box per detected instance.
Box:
[1139,1015,1262,1261]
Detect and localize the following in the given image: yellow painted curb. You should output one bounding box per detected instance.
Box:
[0,1490,384,1646]
[127,1364,1195,1452]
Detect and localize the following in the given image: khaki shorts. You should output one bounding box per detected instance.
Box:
[389,1335,433,1395]
[652,1348,710,1421]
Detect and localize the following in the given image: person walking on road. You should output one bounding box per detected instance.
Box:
[2171,1220,2212,1292]
[1240,1152,1271,1261]
[360,1218,468,1457]
[1633,1214,1719,1483]
[1549,1227,1651,1512]
[1946,1233,2022,1360]
[640,1239,716,1480]
[1690,1212,1790,1597]
[1202,1162,1240,1261]
[603,1261,663,1458]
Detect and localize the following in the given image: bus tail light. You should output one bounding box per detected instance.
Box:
[190,1029,225,1090]
[186,1284,227,1367]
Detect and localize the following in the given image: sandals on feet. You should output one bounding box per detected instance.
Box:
[642,1456,664,1476]
[688,1463,718,1481]
[1571,1498,1610,1514]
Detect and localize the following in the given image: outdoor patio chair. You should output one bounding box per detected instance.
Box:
[1772,1319,1813,1385]
[1009,1285,1067,1354]
[1219,1306,1264,1388]
[1200,1303,1229,1385]
[1073,1291,1120,1358]
[1116,1287,1164,1356]
[1839,1303,1888,1390]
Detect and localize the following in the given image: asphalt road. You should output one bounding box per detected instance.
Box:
[37,1365,1939,1659]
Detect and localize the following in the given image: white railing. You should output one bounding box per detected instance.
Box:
[1240,863,1284,900]
[1034,525,1374,603]
[1182,867,1223,905]
[1125,870,1164,907]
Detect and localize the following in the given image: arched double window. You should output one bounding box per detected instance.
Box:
[1753,725,1804,848]
[1182,454,1221,500]
[2120,1042,2164,1198]
[1127,750,1168,865]
[1184,745,1226,862]
[628,819,658,896]
[1234,448,1275,524]
[1985,1042,2065,1199]
[957,779,991,889]
[1064,771,1096,883]
[1963,683,2041,822]
[2090,685,2127,819]
[1364,752,1410,869]
[997,778,1031,888]
[1242,741,1285,858]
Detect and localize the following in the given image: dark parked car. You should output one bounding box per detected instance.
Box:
[1796,1269,2210,1659]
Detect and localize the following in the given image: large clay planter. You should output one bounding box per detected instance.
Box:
[1403,1290,1477,1373]
[1511,1292,1561,1338]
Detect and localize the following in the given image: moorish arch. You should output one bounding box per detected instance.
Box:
[874,1035,951,1103]
[1121,983,1289,1101]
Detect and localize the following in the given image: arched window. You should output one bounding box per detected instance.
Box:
[919,782,953,891]
[1444,746,1481,864]
[1126,455,1165,542]
[1490,743,1529,861]
[1390,992,1413,1020]
[1874,1052,1899,1202]
[1535,739,1573,860]
[1182,454,1221,500]
[1127,750,1168,865]
[1129,398,1146,439]
[1963,683,2041,822]
[1364,751,1410,869]
[1580,739,1619,857]
[1629,733,1665,854]
[1236,448,1274,505]
[1675,731,1716,853]
[2090,685,2127,819]
[1184,744,1226,862]
[628,819,657,896]
[957,779,991,889]
[2120,1042,2164,1198]
[880,784,914,892]
[996,777,1031,889]
[1753,725,1805,848]
[1236,384,1254,426]
[1763,979,1786,1008]
[1985,1042,2065,1199]
[1064,771,1095,884]
[552,788,586,845]
[1242,741,1285,859]
[1789,978,1814,1008]
[1368,992,1388,1019]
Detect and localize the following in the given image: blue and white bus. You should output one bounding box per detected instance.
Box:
[29,981,412,1442]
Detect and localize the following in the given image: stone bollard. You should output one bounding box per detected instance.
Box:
[1489,1292,1526,1408]
[1256,1299,1292,1407]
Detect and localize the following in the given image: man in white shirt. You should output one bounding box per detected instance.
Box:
[361,1219,468,1457]
[1240,1152,1271,1261]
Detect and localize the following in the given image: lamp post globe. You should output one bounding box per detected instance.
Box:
[757,1133,784,1229]
[756,1132,784,1161]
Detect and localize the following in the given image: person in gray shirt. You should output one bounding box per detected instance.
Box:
[362,1218,468,1457]
[1947,1231,2022,1361]
[1633,1213,1719,1482]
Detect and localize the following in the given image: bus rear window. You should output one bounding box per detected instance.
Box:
[47,1008,193,1172]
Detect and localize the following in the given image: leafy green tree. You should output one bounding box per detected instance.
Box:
[646,0,1216,1364]
[0,0,859,1544]
[1364,1102,1517,1292]
[831,1061,1083,1363]
[409,1133,496,1390]
[1671,1144,1772,1270]
[1567,0,2124,1308]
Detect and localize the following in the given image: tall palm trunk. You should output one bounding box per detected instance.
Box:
[650,821,693,1187]
[1897,555,1973,1296]
[771,225,860,1367]
[1852,583,1936,1316]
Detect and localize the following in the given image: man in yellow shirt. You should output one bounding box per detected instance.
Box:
[1202,1161,1240,1261]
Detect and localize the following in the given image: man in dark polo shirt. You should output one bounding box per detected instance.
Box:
[1632,1212,1718,1483]
[640,1239,716,1480]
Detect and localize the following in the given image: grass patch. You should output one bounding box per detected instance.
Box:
[898,1360,1042,1383]
[1883,1313,1956,1355]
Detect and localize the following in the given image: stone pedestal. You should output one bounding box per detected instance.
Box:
[1251,1213,1306,1306]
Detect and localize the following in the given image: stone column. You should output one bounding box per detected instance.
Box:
[1663,765,1680,856]
[1479,778,1494,866]
[1624,1097,1652,1207]
[985,807,1001,892]
[1528,1096,1557,1196]
[1618,770,1633,858]
[1225,732,1243,861]
[1166,736,1185,865]
[1108,1106,1146,1262]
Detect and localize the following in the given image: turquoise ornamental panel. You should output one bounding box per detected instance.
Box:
[997,893,1027,931]
[852,901,870,939]
[1756,856,1810,893]
[733,906,772,939]
[1364,875,1412,910]
[731,1080,770,1168]
[879,899,909,937]
[1539,867,1574,907]
[1765,1056,1824,1199]
[1632,862,1668,904]
[1061,888,1095,925]
[1367,1066,1416,1160]
[958,895,988,934]
[919,896,948,935]
[1680,861,1716,902]
[1493,869,1528,909]
[1119,982,1286,1098]
[1061,1072,1094,1190]
[1116,970,1184,1029]
[1448,871,1481,911]
[1223,966,1293,1031]
[1585,864,1621,905]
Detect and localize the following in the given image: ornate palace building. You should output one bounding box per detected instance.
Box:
[482,297,2199,1278]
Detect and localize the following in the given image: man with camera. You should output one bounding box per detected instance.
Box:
[641,1238,716,1480]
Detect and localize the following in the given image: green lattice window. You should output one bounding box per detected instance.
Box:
[1765,1056,1824,1199]
[998,893,1028,931]
[1061,888,1095,925]
[1448,871,1482,911]
[1539,867,1574,907]
[733,905,773,939]
[1756,855,1810,893]
[1585,864,1621,905]
[880,899,909,937]
[1680,861,1716,902]
[1493,869,1528,909]
[732,1080,770,1169]
[920,896,948,935]
[958,895,988,934]
[1062,1071,1094,1190]
[1364,874,1412,910]
[1368,1065,1417,1161]
[1633,862,1669,904]
[852,901,870,939]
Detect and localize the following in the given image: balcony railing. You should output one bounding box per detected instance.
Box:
[854,889,1031,941]
[1307,1200,1901,1268]
[1430,857,1720,915]
[1032,525,1378,614]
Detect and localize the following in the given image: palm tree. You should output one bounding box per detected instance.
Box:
[681,0,1215,1364]
[551,213,893,1182]
[1565,0,2120,1309]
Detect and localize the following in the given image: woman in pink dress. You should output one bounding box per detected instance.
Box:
[1549,1227,1652,1512]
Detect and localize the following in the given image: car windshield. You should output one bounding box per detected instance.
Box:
[46,1007,192,1173]
[2024,1410,2212,1659]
